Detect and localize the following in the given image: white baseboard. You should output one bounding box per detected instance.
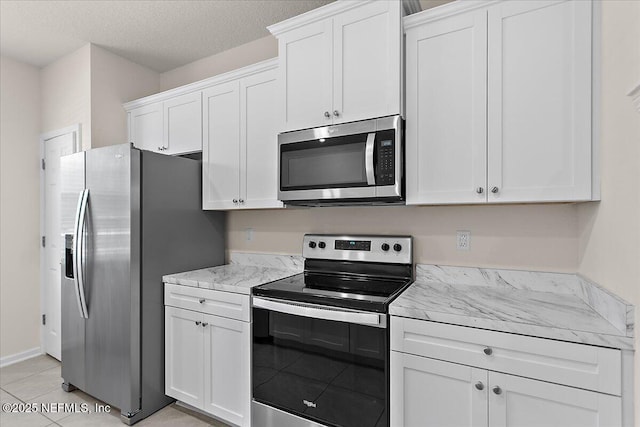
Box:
[0,347,43,368]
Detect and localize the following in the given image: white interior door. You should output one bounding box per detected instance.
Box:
[42,126,79,360]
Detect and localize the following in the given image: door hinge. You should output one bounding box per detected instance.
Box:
[42,314,46,325]
[42,236,46,247]
[41,158,45,170]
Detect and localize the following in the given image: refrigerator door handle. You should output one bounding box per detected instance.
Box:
[74,189,90,319]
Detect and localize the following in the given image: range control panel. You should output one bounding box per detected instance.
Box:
[303,234,412,264]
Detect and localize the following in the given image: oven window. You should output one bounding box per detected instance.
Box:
[280,134,368,190]
[253,308,388,427]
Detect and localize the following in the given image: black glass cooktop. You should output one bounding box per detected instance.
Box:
[252,271,413,313]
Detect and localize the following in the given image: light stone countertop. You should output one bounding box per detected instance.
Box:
[162,253,303,295]
[390,265,634,350]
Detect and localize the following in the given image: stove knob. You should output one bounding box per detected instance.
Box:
[381,243,390,252]
[318,241,326,249]
[393,243,402,252]
[308,241,316,249]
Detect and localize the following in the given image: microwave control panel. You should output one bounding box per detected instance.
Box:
[376,129,395,185]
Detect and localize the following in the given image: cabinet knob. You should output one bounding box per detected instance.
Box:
[199,298,205,304]
[475,382,484,391]
[202,322,208,327]
[324,111,331,118]
[233,199,238,204]
[491,186,499,194]
[476,187,484,194]
[239,199,244,204]
[158,146,163,151]
[195,321,201,326]
[493,386,502,395]
[333,110,340,117]
[483,347,493,356]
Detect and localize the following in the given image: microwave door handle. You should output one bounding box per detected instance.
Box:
[365,133,376,185]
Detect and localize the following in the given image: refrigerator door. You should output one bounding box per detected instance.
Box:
[60,151,87,391]
[83,144,141,415]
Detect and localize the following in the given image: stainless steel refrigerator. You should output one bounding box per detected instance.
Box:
[60,143,224,424]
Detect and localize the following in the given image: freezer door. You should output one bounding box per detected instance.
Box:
[83,144,140,415]
[60,152,86,390]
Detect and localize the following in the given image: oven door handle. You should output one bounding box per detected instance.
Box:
[365,132,376,185]
[252,297,386,328]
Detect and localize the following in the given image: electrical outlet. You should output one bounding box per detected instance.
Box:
[246,228,254,242]
[456,231,471,251]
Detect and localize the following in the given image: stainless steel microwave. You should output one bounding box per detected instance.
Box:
[278,115,404,206]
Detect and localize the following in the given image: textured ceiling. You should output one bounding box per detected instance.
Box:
[0,0,334,72]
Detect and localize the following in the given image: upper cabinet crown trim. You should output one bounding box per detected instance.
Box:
[268,0,375,35]
[404,0,500,29]
[268,0,419,35]
[123,58,278,111]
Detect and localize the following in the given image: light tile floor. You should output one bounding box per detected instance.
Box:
[0,355,230,427]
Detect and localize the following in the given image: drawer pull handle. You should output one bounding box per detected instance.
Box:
[475,382,484,391]
[493,386,502,395]
[199,298,205,303]
[195,321,201,326]
[202,322,208,327]
[483,347,493,356]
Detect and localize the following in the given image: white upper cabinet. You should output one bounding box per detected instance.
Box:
[405,0,595,205]
[405,8,487,204]
[270,0,403,132]
[202,81,241,210]
[163,92,202,155]
[126,92,202,155]
[241,70,281,209]
[202,60,283,210]
[129,102,163,153]
[487,0,592,202]
[276,20,333,131]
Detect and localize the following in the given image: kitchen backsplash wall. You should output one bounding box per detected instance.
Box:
[227,204,579,272]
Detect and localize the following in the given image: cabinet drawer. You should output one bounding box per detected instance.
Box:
[391,317,621,396]
[164,283,249,322]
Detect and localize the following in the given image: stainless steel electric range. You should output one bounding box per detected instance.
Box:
[251,234,413,427]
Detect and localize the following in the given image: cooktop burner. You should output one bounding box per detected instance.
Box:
[252,235,413,312]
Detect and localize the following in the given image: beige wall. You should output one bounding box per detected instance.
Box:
[577,0,640,419]
[160,35,277,91]
[229,204,579,271]
[41,44,91,150]
[90,45,159,148]
[0,56,42,358]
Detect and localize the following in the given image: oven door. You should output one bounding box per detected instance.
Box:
[252,297,389,427]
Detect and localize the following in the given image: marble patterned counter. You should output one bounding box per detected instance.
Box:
[390,265,635,350]
[162,252,303,295]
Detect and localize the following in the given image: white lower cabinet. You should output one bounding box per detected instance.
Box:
[165,288,251,427]
[391,318,622,427]
[165,306,205,409]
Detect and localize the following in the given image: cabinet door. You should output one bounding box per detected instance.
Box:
[391,351,488,427]
[202,81,241,210]
[333,0,402,124]
[164,92,202,155]
[203,314,251,427]
[487,0,592,202]
[489,372,621,427]
[278,19,333,131]
[405,9,487,204]
[129,102,163,153]
[239,69,283,209]
[165,307,204,409]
